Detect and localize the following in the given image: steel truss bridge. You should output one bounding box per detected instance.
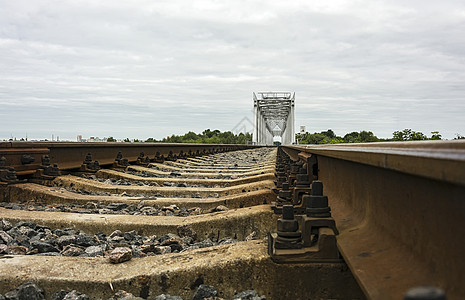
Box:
[253,92,295,145]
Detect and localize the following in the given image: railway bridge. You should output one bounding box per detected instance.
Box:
[253,92,295,145]
[0,140,464,299]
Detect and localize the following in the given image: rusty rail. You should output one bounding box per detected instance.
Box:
[0,142,261,175]
[281,140,465,299]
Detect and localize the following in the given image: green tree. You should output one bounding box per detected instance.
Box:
[184,131,200,142]
[342,131,379,143]
[411,132,427,140]
[107,136,116,142]
[321,129,336,139]
[202,129,220,139]
[430,131,442,140]
[392,129,412,141]
[297,130,342,144]
[123,138,130,142]
[343,131,359,143]
[392,129,430,141]
[202,129,213,138]
[358,131,379,142]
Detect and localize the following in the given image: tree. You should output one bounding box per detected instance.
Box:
[184,131,200,142]
[392,129,412,141]
[107,136,116,142]
[297,130,343,144]
[430,131,442,140]
[410,131,427,140]
[343,131,379,143]
[343,132,359,143]
[202,129,212,138]
[321,129,336,139]
[358,131,379,142]
[145,137,156,142]
[123,138,131,142]
[392,129,440,141]
[202,129,220,138]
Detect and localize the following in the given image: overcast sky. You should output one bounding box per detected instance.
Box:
[1,0,464,141]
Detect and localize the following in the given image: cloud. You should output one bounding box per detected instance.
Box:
[1,0,464,140]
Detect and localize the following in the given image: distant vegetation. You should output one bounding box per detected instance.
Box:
[296,128,447,145]
[296,129,379,144]
[160,129,252,144]
[108,129,253,144]
[104,128,463,145]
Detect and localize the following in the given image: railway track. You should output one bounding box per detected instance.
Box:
[0,141,464,299]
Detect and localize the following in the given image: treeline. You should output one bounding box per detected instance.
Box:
[108,129,252,144]
[160,129,252,144]
[296,129,378,144]
[107,128,463,145]
[296,128,451,145]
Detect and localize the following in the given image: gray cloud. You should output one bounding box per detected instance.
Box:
[1,0,464,140]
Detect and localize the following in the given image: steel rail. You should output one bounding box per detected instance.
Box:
[282,140,465,299]
[0,142,262,174]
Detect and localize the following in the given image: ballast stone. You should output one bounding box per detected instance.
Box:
[4,282,45,300]
[109,247,132,263]
[109,290,143,300]
[154,294,183,300]
[232,290,266,300]
[192,284,217,300]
